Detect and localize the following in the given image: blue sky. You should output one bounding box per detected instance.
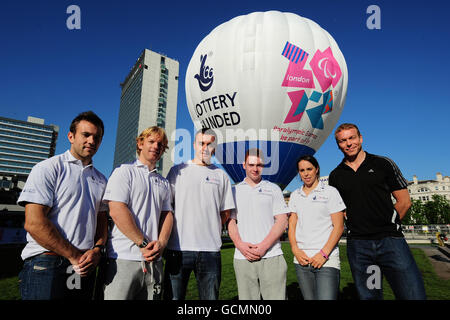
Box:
[1,0,449,191]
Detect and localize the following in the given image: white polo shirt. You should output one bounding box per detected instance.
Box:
[231,179,289,260]
[18,150,107,260]
[288,181,346,268]
[102,160,172,261]
[166,161,235,252]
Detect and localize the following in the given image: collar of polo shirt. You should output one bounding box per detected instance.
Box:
[135,159,157,173]
[187,159,215,168]
[63,150,93,168]
[299,180,326,197]
[242,178,265,188]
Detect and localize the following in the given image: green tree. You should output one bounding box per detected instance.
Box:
[404,199,428,225]
[424,195,450,224]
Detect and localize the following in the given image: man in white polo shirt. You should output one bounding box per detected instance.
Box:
[102,126,173,300]
[228,148,289,300]
[17,111,108,300]
[164,128,235,300]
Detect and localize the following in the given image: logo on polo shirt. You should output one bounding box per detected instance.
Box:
[150,176,169,191]
[368,169,375,173]
[89,175,105,186]
[312,194,329,202]
[205,176,220,185]
[22,188,36,194]
[257,188,272,196]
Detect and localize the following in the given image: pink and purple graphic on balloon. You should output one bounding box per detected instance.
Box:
[280,42,342,126]
[309,47,342,92]
[281,42,315,89]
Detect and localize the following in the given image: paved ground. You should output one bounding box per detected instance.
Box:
[420,246,450,280]
[409,243,450,280]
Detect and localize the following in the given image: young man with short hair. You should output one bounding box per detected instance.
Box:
[164,128,235,300]
[329,123,426,300]
[103,126,173,300]
[228,148,289,300]
[18,111,108,300]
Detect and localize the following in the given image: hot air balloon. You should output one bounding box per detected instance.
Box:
[185,11,348,189]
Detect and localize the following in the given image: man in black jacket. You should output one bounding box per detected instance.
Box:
[329,123,426,300]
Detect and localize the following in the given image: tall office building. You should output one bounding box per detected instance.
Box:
[113,49,179,177]
[0,116,59,189]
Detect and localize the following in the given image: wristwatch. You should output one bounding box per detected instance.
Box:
[93,244,106,255]
[138,238,149,248]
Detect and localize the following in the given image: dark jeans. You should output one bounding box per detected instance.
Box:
[19,254,95,300]
[294,264,340,300]
[347,237,426,300]
[163,250,221,300]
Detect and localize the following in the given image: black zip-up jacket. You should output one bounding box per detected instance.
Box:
[329,152,408,239]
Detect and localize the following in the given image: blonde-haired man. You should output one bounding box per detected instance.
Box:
[329,123,425,300]
[135,126,169,157]
[103,126,173,300]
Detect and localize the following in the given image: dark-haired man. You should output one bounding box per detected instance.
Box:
[18,111,108,300]
[329,123,426,300]
[164,128,235,300]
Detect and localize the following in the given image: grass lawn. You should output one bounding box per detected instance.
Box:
[1,242,449,300]
[185,242,450,300]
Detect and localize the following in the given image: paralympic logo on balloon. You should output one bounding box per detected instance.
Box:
[310,47,342,92]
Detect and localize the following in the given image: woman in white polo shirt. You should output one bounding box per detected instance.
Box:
[288,155,345,300]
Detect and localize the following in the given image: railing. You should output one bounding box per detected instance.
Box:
[401,224,450,240]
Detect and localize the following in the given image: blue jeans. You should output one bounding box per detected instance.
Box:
[164,250,221,300]
[19,254,95,300]
[294,264,340,300]
[347,237,426,300]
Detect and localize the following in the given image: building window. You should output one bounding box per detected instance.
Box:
[0,180,11,188]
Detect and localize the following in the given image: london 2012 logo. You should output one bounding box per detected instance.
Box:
[194,54,214,92]
[281,41,342,129]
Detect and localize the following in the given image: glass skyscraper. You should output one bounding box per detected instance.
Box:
[113,49,179,177]
[0,116,59,189]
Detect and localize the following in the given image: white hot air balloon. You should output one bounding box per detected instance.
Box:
[186,11,348,189]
